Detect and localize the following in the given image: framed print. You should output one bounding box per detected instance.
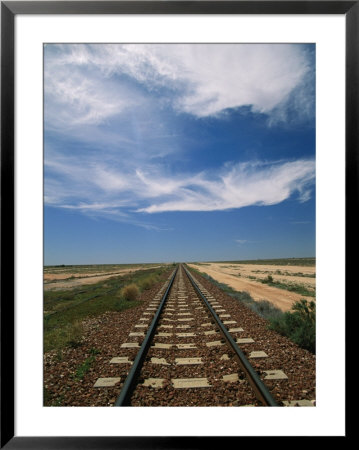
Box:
[1,1,355,447]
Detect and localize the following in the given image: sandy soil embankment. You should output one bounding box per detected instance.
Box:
[188,263,315,312]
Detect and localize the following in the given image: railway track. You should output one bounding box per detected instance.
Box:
[93,264,286,406]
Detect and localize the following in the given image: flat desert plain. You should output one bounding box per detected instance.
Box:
[44,264,161,291]
[188,262,315,312]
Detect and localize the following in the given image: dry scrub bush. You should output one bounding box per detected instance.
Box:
[139,274,159,291]
[121,283,140,301]
[67,320,84,348]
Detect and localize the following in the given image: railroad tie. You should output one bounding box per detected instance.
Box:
[112,265,281,407]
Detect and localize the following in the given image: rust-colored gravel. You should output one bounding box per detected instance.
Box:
[43,280,170,407]
[189,269,316,406]
[43,265,315,407]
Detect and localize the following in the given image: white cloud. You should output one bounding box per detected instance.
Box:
[44,68,134,128]
[138,159,315,213]
[45,155,314,218]
[45,43,314,126]
[43,44,315,228]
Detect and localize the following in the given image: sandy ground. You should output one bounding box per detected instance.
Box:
[44,266,161,291]
[188,263,315,312]
[44,271,125,281]
[217,263,316,288]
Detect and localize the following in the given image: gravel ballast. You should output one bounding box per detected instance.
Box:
[43,266,315,407]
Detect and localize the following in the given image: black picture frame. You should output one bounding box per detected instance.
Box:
[1,1,354,447]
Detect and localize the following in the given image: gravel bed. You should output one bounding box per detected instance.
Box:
[130,268,261,406]
[43,272,174,407]
[188,268,316,406]
[43,265,315,407]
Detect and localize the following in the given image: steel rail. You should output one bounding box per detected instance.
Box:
[114,265,179,406]
[183,264,278,407]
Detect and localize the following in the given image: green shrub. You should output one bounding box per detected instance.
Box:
[260,275,315,297]
[262,274,274,284]
[269,299,316,353]
[251,300,283,320]
[138,274,159,291]
[121,283,140,301]
[292,298,316,323]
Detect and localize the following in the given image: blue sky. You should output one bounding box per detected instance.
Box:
[44,43,315,265]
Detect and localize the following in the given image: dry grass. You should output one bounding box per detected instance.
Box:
[121,283,140,301]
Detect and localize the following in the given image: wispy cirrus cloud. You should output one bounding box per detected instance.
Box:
[45,156,315,217]
[45,43,314,128]
[44,43,315,229]
[137,159,315,213]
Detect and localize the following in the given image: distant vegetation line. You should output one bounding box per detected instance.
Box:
[44,263,161,271]
[193,257,315,267]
